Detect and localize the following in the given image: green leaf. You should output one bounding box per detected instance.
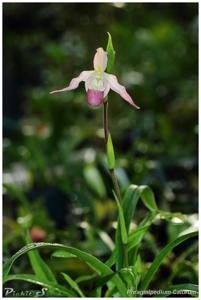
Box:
[51,250,76,258]
[83,164,106,198]
[107,133,115,170]
[138,185,158,211]
[139,231,198,290]
[159,210,187,222]
[111,274,128,297]
[105,284,117,297]
[3,243,111,280]
[106,32,115,73]
[4,274,77,297]
[107,211,157,269]
[25,233,57,284]
[139,210,158,227]
[105,250,116,267]
[133,254,143,287]
[113,191,128,244]
[3,242,128,297]
[76,274,96,284]
[122,184,158,231]
[115,185,140,270]
[119,267,138,290]
[115,228,124,271]
[53,248,127,296]
[115,184,158,270]
[61,272,85,297]
[93,273,115,289]
[128,225,149,251]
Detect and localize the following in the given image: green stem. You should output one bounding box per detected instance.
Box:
[110,169,122,202]
[103,101,128,267]
[103,101,109,142]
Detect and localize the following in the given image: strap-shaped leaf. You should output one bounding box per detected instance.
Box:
[115,184,158,270]
[128,225,149,251]
[4,274,77,297]
[106,211,157,268]
[61,272,85,297]
[139,231,198,290]
[25,232,57,284]
[138,185,158,211]
[113,191,127,244]
[3,242,128,297]
[3,243,112,280]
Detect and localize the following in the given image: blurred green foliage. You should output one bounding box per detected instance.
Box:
[3,3,198,293]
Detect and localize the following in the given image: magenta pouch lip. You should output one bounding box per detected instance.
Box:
[87,89,104,108]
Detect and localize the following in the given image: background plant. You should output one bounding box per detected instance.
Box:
[3,3,198,297]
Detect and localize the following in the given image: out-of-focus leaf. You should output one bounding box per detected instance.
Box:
[3,184,30,212]
[83,164,106,198]
[115,168,130,190]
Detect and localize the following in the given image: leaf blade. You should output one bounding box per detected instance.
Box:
[115,184,158,270]
[113,191,128,244]
[61,272,85,297]
[4,274,77,297]
[138,185,158,211]
[3,242,128,297]
[139,231,198,290]
[25,232,57,284]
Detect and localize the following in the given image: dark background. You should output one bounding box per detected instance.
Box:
[3,2,198,290]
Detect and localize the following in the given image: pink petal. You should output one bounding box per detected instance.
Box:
[93,48,108,73]
[87,89,104,107]
[106,74,140,109]
[49,71,93,94]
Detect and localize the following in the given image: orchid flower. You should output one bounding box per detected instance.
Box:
[50,48,140,109]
